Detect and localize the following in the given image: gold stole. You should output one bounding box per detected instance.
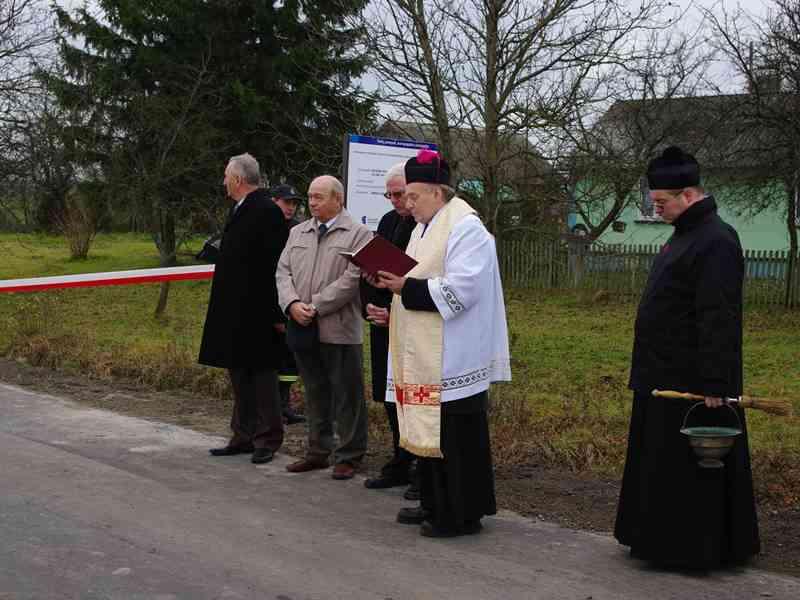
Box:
[389,197,476,458]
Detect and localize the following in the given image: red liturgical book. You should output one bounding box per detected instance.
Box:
[340,235,418,276]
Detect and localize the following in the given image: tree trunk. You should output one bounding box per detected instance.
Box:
[569,240,588,288]
[153,207,177,317]
[154,281,171,317]
[483,2,500,236]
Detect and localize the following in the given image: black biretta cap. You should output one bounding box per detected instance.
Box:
[647,146,700,190]
[404,149,451,186]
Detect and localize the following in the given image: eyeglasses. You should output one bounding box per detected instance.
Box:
[384,190,406,200]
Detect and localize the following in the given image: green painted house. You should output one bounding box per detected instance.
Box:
[580,179,797,252]
[569,94,799,253]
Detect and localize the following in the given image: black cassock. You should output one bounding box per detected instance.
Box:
[615,196,760,568]
[400,278,497,533]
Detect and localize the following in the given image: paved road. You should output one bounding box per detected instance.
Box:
[0,383,798,600]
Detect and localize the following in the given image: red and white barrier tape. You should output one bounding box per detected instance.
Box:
[0,265,215,294]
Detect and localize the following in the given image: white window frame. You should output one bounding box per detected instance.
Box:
[635,176,663,223]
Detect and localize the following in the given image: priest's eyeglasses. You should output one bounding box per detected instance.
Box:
[384,190,406,200]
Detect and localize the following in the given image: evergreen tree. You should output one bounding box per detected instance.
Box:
[46,0,375,271]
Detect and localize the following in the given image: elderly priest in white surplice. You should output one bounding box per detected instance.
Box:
[375,149,511,538]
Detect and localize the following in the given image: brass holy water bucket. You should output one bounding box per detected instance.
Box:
[680,402,742,469]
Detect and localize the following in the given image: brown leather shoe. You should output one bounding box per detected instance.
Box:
[331,463,355,480]
[286,458,328,473]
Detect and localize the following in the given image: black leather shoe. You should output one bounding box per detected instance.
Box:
[364,475,408,490]
[419,520,483,538]
[397,506,430,525]
[209,444,254,457]
[251,448,274,464]
[403,483,421,501]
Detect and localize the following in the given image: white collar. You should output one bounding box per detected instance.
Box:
[317,214,339,229]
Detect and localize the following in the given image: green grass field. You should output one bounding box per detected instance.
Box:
[1,233,798,506]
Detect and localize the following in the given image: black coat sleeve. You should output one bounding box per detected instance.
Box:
[692,235,744,397]
[359,211,396,319]
[401,277,438,312]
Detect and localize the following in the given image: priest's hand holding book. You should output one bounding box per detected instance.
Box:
[361,270,405,295]
[374,271,406,295]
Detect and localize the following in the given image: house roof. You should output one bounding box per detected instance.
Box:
[598,92,799,174]
[376,118,553,187]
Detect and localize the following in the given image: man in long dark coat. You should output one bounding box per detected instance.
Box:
[199,153,289,465]
[615,146,760,568]
[361,163,418,497]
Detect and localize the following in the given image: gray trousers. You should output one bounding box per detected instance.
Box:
[294,343,367,466]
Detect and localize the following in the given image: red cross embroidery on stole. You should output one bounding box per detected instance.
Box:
[403,384,440,405]
[413,388,430,403]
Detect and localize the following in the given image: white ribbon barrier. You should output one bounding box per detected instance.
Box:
[0,265,215,294]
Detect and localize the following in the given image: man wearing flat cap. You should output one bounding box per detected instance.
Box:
[614,146,760,568]
[375,150,511,538]
[270,183,304,230]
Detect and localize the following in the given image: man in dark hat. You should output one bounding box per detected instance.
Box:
[268,184,306,425]
[374,150,511,537]
[270,183,304,229]
[614,146,760,568]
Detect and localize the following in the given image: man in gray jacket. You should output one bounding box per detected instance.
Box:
[276,175,372,480]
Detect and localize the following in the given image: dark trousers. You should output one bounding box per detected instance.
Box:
[294,343,367,465]
[381,402,415,481]
[228,367,284,452]
[418,392,496,530]
[370,325,414,480]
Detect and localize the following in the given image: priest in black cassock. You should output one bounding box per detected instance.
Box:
[614,146,760,569]
[361,163,419,497]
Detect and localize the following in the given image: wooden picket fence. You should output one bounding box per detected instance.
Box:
[498,239,800,308]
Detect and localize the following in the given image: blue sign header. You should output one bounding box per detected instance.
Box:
[348,134,437,151]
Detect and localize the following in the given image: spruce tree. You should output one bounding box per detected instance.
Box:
[46,0,375,272]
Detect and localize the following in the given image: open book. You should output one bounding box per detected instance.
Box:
[340,235,418,277]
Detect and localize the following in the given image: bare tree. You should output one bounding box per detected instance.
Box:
[0,0,54,113]
[0,0,57,222]
[364,0,676,237]
[706,0,800,307]
[557,28,717,242]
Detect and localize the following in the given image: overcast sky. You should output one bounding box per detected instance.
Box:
[54,0,777,97]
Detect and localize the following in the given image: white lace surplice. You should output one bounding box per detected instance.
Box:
[387,213,511,403]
